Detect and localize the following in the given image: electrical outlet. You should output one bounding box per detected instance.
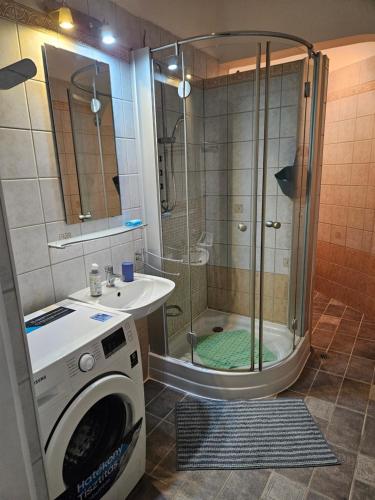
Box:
[283,257,289,267]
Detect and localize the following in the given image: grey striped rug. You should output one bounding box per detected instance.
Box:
[175,399,339,470]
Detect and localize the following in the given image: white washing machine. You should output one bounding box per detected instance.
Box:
[25,299,146,500]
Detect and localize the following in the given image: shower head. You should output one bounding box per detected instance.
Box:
[158,114,184,144]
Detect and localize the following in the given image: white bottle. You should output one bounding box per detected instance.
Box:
[89,263,102,297]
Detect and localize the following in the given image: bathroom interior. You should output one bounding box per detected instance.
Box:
[0,1,374,499]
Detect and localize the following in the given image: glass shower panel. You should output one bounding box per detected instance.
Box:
[187,46,255,371]
[152,57,192,360]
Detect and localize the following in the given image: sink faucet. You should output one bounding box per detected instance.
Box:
[104,265,120,287]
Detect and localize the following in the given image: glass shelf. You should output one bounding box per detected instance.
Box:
[48,224,146,249]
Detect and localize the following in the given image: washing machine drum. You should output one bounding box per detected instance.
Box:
[45,374,143,500]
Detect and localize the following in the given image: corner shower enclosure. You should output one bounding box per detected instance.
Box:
[134,32,327,398]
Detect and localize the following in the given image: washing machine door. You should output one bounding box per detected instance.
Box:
[45,374,144,500]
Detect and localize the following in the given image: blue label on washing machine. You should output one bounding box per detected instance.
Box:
[90,313,113,322]
[56,418,143,500]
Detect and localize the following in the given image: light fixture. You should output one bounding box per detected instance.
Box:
[167,55,179,71]
[186,73,192,80]
[101,23,116,45]
[58,5,74,30]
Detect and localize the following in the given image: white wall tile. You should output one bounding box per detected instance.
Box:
[119,174,141,209]
[81,219,110,254]
[39,178,65,222]
[205,116,227,144]
[25,80,52,131]
[229,245,250,269]
[228,81,253,114]
[18,267,55,314]
[0,129,37,179]
[0,18,21,67]
[0,84,30,129]
[228,112,253,142]
[280,106,297,138]
[111,242,135,275]
[120,61,133,101]
[52,257,86,300]
[33,131,59,177]
[228,141,252,170]
[205,170,227,195]
[46,221,83,264]
[84,249,112,285]
[10,224,50,274]
[1,179,44,228]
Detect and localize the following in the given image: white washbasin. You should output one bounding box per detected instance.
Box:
[69,273,175,320]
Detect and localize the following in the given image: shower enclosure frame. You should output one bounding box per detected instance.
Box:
[133,31,328,398]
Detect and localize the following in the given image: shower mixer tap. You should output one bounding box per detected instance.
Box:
[265,221,281,229]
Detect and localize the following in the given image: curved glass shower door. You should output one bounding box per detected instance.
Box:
[153,35,313,372]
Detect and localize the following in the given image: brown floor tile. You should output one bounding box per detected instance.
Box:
[312,330,335,349]
[289,367,317,394]
[309,371,342,403]
[351,480,375,500]
[358,320,375,341]
[335,318,360,337]
[316,315,340,333]
[146,412,162,435]
[319,351,349,376]
[128,474,172,500]
[177,469,232,500]
[305,490,332,500]
[329,334,355,354]
[146,387,185,419]
[326,407,364,452]
[368,400,375,418]
[355,453,375,486]
[144,380,166,405]
[360,415,375,458]
[346,356,375,383]
[325,302,346,317]
[353,339,375,360]
[337,379,370,413]
[216,469,271,500]
[146,420,175,473]
[306,347,324,369]
[343,307,363,322]
[309,445,357,500]
[278,389,305,398]
[278,466,314,486]
[262,472,307,500]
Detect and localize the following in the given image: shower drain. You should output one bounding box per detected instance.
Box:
[212,326,224,333]
[320,353,328,360]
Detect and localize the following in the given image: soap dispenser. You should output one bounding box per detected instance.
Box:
[89,263,102,297]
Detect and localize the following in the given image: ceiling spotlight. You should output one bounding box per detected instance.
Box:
[101,23,116,45]
[58,5,74,30]
[186,73,192,80]
[167,55,179,71]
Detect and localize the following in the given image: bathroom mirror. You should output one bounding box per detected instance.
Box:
[44,45,121,224]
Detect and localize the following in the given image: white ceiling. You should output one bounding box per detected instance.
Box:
[116,0,375,62]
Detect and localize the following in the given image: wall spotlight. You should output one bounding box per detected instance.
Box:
[58,5,74,30]
[101,23,116,45]
[186,73,192,80]
[167,55,179,71]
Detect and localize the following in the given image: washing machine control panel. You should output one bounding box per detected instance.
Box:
[78,353,95,372]
[101,327,127,358]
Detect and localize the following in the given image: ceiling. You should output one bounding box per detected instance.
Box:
[116,0,375,62]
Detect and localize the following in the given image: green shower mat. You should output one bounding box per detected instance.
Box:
[195,329,277,369]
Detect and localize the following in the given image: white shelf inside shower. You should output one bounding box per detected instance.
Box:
[48,224,147,249]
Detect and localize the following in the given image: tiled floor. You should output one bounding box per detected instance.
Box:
[129,293,375,499]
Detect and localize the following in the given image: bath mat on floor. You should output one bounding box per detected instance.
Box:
[175,399,339,470]
[196,329,277,369]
